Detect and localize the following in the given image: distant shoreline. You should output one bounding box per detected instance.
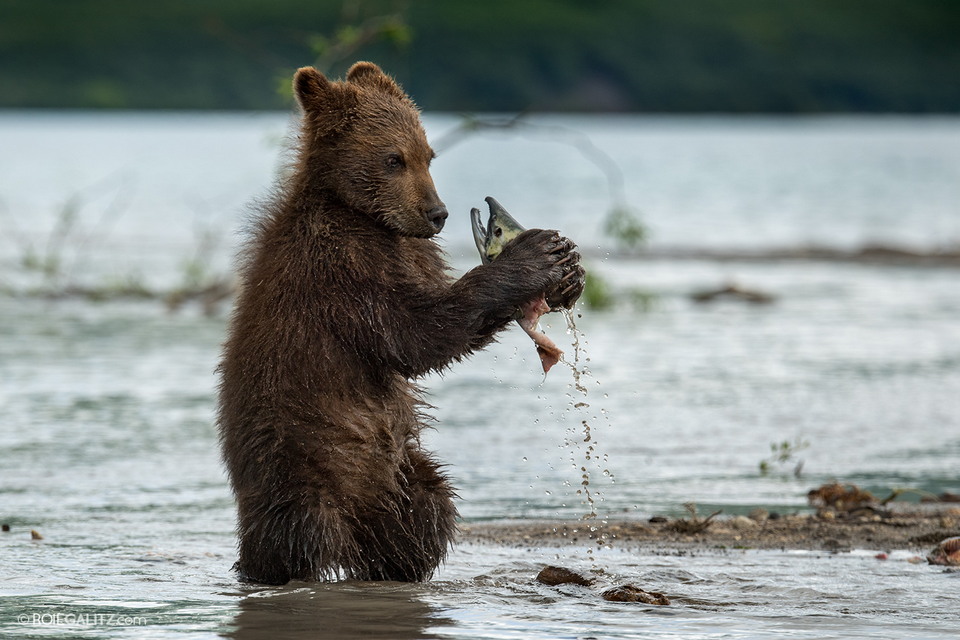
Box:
[596,244,960,267]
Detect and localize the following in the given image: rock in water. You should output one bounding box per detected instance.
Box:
[600,584,670,605]
[535,565,594,586]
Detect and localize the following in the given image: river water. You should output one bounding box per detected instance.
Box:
[1,112,959,638]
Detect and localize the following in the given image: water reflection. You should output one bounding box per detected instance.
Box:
[226,581,453,640]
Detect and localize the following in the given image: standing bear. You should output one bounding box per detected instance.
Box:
[217,62,584,584]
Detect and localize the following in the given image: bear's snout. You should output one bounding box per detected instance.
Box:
[425,205,448,233]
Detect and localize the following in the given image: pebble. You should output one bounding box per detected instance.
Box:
[730,515,759,530]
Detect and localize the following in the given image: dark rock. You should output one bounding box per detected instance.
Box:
[535,565,594,586]
[601,584,670,605]
[691,284,775,304]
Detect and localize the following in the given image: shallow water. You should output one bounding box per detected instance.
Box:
[2,113,959,638]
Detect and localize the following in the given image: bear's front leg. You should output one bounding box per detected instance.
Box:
[462,227,584,324]
[387,229,584,378]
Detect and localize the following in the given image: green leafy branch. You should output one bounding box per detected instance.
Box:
[759,437,810,477]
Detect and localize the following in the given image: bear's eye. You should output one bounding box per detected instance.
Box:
[384,153,404,170]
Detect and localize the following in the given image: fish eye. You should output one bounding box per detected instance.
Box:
[493,227,503,238]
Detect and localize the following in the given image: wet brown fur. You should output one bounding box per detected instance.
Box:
[217,62,583,584]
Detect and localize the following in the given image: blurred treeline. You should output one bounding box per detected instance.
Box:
[2,0,959,112]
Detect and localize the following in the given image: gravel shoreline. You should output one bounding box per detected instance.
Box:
[459,506,960,555]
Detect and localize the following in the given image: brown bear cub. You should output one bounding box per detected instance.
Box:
[217,62,584,584]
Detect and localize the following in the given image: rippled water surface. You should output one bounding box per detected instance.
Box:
[1,113,959,638]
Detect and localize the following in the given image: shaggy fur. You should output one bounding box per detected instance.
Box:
[217,62,583,584]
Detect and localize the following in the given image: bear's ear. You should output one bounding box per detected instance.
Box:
[346,61,406,100]
[293,66,335,113]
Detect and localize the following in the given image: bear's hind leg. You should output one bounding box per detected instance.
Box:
[236,492,362,584]
[347,451,457,582]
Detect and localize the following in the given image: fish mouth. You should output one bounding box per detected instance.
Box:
[471,196,526,264]
[484,196,525,237]
[470,206,489,263]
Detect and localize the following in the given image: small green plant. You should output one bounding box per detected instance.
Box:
[19,195,81,289]
[579,268,658,313]
[277,4,411,99]
[759,437,810,477]
[582,270,614,310]
[603,205,646,252]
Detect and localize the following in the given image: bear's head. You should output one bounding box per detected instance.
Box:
[293,62,448,238]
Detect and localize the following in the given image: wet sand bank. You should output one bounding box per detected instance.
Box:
[460,506,960,554]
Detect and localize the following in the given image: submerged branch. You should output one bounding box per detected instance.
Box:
[6,278,236,315]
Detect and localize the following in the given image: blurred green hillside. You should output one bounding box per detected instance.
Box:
[2,0,959,112]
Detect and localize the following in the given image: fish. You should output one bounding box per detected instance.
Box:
[470,196,565,373]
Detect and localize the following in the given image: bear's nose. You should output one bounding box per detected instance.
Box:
[426,205,448,233]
